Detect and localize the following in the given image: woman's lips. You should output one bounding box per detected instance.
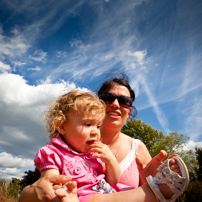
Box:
[107,111,121,116]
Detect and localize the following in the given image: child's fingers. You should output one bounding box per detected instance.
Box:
[55,181,78,202]
[87,142,103,149]
[90,153,100,159]
[87,143,109,154]
[53,181,77,191]
[88,147,103,154]
[64,181,77,192]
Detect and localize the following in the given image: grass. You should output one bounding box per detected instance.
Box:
[0,184,19,202]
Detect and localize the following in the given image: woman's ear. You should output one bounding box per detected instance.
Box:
[127,107,132,119]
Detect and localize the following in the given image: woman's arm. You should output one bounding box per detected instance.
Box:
[136,141,152,166]
[19,174,73,202]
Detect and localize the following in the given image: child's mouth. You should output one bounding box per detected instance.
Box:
[86,140,96,145]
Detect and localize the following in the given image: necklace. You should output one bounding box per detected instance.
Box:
[113,135,122,158]
[102,134,122,158]
[114,142,121,158]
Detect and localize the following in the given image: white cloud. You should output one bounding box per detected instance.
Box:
[28,66,41,71]
[29,49,47,62]
[183,140,202,151]
[183,96,202,141]
[0,152,33,168]
[0,152,34,180]
[0,73,77,106]
[1,126,30,142]
[70,39,83,48]
[139,75,170,134]
[0,61,11,72]
[0,167,24,180]
[13,61,26,67]
[56,51,68,58]
[0,26,30,59]
[12,61,27,72]
[127,50,147,66]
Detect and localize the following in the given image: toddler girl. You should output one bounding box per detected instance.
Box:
[34,90,121,202]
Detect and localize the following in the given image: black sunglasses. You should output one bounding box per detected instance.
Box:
[99,93,132,108]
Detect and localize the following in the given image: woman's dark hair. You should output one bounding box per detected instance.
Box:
[97,73,137,117]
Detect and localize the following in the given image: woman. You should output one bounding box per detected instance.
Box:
[20,74,187,202]
[97,76,152,189]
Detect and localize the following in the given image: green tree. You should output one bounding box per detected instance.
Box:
[178,147,202,202]
[122,118,197,174]
[122,119,164,157]
[122,119,190,156]
[152,132,189,157]
[20,167,40,191]
[195,147,202,181]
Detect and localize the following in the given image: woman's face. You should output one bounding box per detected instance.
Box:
[102,84,132,129]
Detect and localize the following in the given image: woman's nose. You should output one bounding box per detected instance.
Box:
[111,98,120,108]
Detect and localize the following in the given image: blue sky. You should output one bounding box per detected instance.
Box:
[0,0,202,180]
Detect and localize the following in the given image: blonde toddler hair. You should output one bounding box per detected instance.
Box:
[43,89,106,139]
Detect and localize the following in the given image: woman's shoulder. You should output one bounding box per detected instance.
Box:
[122,133,133,144]
[137,140,148,152]
[136,140,152,164]
[122,133,140,143]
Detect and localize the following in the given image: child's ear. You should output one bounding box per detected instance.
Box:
[57,123,65,135]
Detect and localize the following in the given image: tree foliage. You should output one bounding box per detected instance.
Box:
[20,167,40,191]
[122,119,164,157]
[122,119,197,173]
[195,147,202,181]
[122,119,190,156]
[177,147,202,202]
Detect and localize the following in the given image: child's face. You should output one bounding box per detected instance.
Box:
[59,111,103,153]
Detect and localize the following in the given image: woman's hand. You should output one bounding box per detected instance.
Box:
[19,174,73,202]
[136,150,179,185]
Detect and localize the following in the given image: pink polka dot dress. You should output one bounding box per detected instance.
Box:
[116,139,140,191]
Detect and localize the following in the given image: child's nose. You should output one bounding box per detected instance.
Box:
[90,128,99,137]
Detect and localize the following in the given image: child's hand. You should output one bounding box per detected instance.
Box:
[54,181,78,202]
[88,142,121,185]
[87,142,116,164]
